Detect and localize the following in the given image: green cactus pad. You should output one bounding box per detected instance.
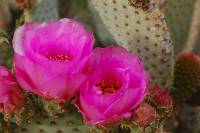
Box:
[88,2,116,46]
[66,0,94,32]
[13,112,90,133]
[88,0,174,87]
[31,0,59,21]
[164,0,197,53]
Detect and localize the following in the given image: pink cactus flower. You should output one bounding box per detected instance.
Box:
[76,46,149,125]
[0,66,24,115]
[13,18,94,102]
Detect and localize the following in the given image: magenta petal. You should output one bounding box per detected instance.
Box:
[76,95,105,124]
[103,87,145,116]
[40,72,86,100]
[80,87,121,113]
[22,19,94,57]
[14,54,39,94]
[14,54,87,101]
[77,46,149,125]
[0,66,24,114]
[13,18,94,101]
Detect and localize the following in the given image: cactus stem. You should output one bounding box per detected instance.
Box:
[185,0,200,51]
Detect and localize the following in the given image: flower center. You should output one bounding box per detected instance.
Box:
[44,52,71,61]
[96,80,122,94]
[47,55,70,61]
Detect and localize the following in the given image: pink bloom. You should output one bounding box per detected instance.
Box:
[133,103,156,127]
[13,18,94,102]
[150,84,172,108]
[0,66,24,114]
[76,46,149,125]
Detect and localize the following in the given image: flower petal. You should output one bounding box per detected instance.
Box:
[13,25,25,56]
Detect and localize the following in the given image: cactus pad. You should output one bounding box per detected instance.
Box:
[164,0,197,53]
[88,0,174,87]
[13,112,90,133]
[88,3,116,46]
[31,0,59,21]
